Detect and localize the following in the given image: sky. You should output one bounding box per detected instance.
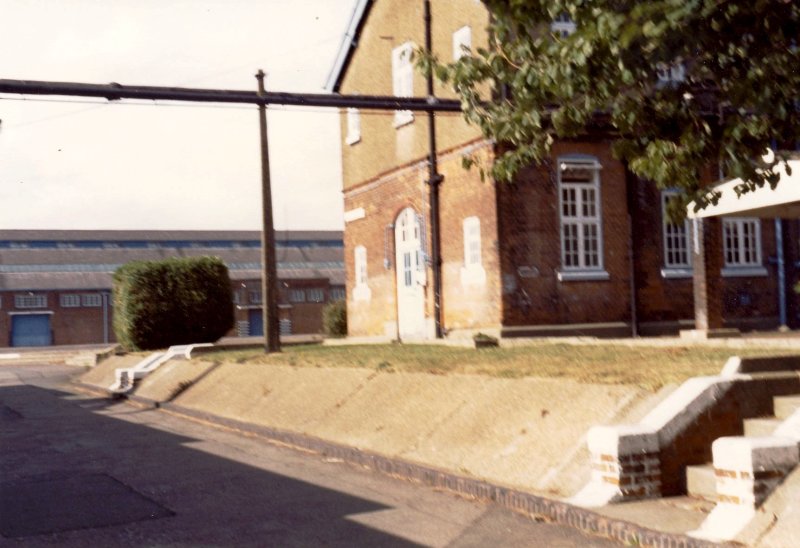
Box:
[0,0,359,231]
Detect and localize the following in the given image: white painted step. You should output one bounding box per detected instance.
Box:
[744,417,783,437]
[686,464,716,501]
[774,395,800,421]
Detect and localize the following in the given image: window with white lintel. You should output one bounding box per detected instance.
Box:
[661,191,692,278]
[460,216,486,286]
[345,108,361,145]
[722,218,767,277]
[353,245,371,301]
[557,156,609,281]
[452,26,471,60]
[392,42,415,127]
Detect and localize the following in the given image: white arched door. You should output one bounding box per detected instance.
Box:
[395,208,427,339]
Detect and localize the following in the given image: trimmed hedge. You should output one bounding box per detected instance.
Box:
[113,256,234,351]
[322,299,347,337]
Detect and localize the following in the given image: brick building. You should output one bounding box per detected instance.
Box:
[327,0,798,341]
[0,230,344,347]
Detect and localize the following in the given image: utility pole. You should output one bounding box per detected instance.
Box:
[424,0,444,339]
[256,70,280,353]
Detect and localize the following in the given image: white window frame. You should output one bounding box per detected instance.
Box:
[721,218,767,277]
[82,293,102,307]
[15,294,47,309]
[656,60,686,86]
[288,289,306,303]
[551,13,576,38]
[330,287,346,301]
[60,294,81,308]
[452,25,472,61]
[460,216,486,286]
[345,108,361,145]
[661,191,693,278]
[392,42,415,127]
[307,288,325,303]
[463,216,482,267]
[557,156,609,281]
[249,290,262,304]
[353,245,371,301]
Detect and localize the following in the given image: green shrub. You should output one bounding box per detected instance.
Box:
[322,299,347,337]
[113,256,234,351]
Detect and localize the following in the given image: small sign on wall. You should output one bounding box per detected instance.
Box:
[344,207,366,223]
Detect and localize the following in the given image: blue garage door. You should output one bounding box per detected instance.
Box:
[11,314,52,347]
[248,309,263,336]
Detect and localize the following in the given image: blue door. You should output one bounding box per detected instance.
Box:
[11,314,52,347]
[248,309,263,336]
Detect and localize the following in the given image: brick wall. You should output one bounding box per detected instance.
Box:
[0,290,114,347]
[497,141,634,328]
[337,0,489,190]
[630,177,695,331]
[344,140,503,338]
[631,177,783,334]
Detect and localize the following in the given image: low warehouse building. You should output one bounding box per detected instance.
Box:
[0,230,344,347]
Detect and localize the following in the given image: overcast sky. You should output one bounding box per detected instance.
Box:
[0,0,359,231]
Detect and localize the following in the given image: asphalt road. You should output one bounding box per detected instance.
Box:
[0,362,620,547]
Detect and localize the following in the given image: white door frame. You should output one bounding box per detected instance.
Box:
[394,207,427,340]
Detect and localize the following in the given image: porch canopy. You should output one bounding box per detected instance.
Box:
[687,158,800,219]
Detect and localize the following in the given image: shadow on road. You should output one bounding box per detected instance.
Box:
[0,382,422,546]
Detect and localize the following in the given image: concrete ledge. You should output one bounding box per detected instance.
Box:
[679,329,741,341]
[501,322,631,339]
[721,355,800,375]
[713,436,799,506]
[72,381,727,548]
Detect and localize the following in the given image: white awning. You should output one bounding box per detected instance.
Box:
[687,159,800,219]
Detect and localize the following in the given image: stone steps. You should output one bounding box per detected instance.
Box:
[744,417,783,437]
[686,391,800,502]
[685,464,716,501]
[774,395,800,420]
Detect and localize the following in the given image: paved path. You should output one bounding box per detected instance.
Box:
[0,363,619,547]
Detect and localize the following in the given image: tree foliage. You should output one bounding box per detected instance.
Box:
[424,0,800,214]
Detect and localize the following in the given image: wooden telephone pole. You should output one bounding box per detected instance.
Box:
[255,70,281,353]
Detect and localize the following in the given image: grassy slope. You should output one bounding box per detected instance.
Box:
[204,343,799,390]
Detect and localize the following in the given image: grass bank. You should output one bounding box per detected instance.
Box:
[204,342,798,390]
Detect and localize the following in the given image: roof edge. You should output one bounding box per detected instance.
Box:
[324,0,375,93]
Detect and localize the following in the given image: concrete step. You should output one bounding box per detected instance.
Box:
[744,417,783,437]
[774,395,800,420]
[0,352,69,365]
[686,464,716,501]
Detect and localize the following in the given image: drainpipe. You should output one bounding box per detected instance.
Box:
[425,0,444,339]
[776,218,787,328]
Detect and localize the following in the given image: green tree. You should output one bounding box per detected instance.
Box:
[424,0,799,214]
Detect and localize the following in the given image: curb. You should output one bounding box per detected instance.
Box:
[74,381,736,548]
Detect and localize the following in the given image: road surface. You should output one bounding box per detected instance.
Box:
[0,362,619,547]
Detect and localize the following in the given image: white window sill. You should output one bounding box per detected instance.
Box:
[353,284,372,302]
[345,134,361,146]
[394,113,414,128]
[661,267,693,279]
[557,269,610,282]
[721,266,768,278]
[460,265,486,286]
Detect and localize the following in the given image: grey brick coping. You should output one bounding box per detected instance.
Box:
[74,381,735,548]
